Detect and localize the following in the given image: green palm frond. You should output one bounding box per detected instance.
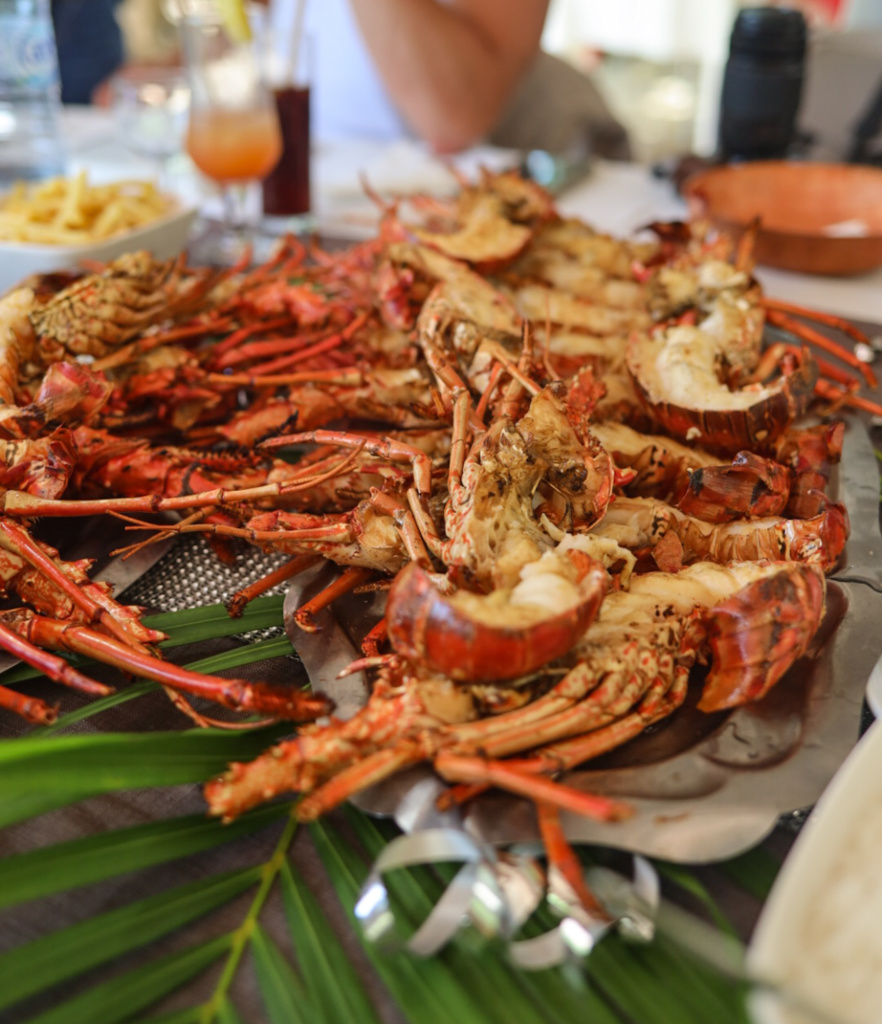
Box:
[147,596,286,644]
[0,728,288,829]
[717,846,782,902]
[0,804,288,909]
[278,861,383,1024]
[251,923,310,1023]
[0,868,260,1012]
[21,935,234,1024]
[0,601,776,1024]
[35,681,158,732]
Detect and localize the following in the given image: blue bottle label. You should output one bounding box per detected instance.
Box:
[0,17,60,90]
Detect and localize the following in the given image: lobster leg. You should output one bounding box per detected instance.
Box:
[292,566,376,633]
[0,617,113,698]
[0,444,367,519]
[419,338,487,431]
[433,752,631,822]
[244,310,371,377]
[448,652,639,750]
[0,540,162,650]
[120,514,353,547]
[295,742,427,821]
[405,389,475,563]
[436,667,689,813]
[226,553,322,618]
[780,344,865,389]
[91,316,236,372]
[498,665,691,782]
[370,490,436,569]
[814,378,882,418]
[360,617,388,658]
[2,611,333,722]
[245,332,351,377]
[211,326,326,371]
[206,367,363,389]
[207,315,297,364]
[763,297,876,353]
[537,802,613,919]
[482,338,543,402]
[0,684,57,725]
[765,308,877,388]
[468,661,658,760]
[260,429,434,500]
[473,362,506,424]
[0,520,158,652]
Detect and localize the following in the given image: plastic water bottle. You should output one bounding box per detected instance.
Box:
[0,0,66,184]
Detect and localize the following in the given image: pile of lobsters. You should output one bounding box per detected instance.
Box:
[0,169,870,836]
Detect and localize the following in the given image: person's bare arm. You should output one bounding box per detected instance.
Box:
[347,0,550,153]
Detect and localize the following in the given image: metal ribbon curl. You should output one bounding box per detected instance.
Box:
[354,826,663,969]
[508,855,661,969]
[354,827,544,956]
[508,866,613,970]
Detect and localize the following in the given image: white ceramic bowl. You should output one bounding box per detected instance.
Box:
[0,200,197,296]
[748,719,882,1024]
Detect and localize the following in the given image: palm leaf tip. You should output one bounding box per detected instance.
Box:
[0,868,259,1015]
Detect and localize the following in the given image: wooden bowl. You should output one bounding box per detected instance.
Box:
[681,161,882,276]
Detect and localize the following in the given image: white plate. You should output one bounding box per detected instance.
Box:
[0,200,197,295]
[748,719,882,1024]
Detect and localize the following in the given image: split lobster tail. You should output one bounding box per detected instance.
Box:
[697,563,826,712]
[626,330,818,454]
[386,549,609,683]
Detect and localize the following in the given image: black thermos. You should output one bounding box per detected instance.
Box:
[719,6,808,161]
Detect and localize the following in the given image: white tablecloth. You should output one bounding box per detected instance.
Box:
[61,106,882,325]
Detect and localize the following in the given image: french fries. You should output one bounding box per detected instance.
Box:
[0,171,173,245]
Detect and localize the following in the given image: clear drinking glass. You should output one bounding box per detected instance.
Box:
[111,67,191,189]
[179,2,282,262]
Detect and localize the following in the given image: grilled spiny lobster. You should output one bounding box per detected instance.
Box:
[0,169,873,890]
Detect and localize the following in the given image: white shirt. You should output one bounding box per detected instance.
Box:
[271,0,412,142]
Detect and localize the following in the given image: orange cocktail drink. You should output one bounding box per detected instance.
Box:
[186,107,282,184]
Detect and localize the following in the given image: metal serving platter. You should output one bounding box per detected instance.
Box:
[289,415,882,865]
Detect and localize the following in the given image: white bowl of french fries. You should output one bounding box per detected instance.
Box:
[0,171,197,294]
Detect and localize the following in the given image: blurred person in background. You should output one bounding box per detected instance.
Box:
[279,0,632,157]
[51,0,125,103]
[105,0,630,158]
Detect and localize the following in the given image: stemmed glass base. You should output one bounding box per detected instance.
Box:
[194,182,261,266]
[218,182,255,264]
[260,211,316,238]
[193,184,317,267]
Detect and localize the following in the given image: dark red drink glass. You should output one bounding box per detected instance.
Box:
[262,84,311,217]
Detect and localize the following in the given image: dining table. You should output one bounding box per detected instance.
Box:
[1,103,882,1024]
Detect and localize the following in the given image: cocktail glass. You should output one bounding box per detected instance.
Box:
[179,2,282,262]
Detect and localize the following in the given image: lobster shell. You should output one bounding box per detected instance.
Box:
[626,331,818,454]
[698,563,826,712]
[386,555,608,684]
